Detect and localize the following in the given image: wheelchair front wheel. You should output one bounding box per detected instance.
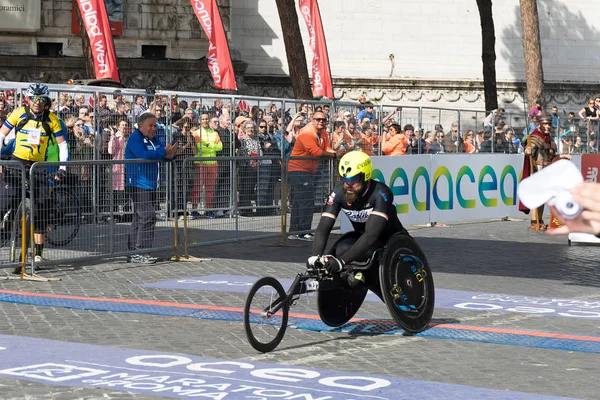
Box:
[380,234,435,333]
[243,276,289,353]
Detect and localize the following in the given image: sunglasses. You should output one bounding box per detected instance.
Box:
[75,123,85,127]
[341,174,364,186]
[259,125,267,129]
[314,118,327,122]
[31,96,48,104]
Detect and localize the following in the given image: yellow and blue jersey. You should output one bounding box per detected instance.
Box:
[3,106,66,162]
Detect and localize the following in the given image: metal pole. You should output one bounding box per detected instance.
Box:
[108,167,114,254]
[182,158,189,259]
[418,107,423,154]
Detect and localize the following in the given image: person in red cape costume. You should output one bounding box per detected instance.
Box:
[519,115,571,231]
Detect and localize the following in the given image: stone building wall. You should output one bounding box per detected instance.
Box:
[0,0,232,60]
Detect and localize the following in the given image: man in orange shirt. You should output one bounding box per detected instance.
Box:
[287,112,345,241]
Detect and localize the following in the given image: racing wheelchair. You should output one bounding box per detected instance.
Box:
[243,231,435,353]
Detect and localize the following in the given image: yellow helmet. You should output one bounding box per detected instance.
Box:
[338,151,372,182]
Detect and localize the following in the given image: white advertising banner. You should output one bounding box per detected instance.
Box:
[427,154,524,223]
[342,154,526,232]
[0,0,40,32]
[371,154,432,226]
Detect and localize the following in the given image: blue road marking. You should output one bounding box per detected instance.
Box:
[0,290,599,354]
[0,334,580,399]
[137,274,600,320]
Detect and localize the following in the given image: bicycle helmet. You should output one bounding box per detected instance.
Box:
[338,151,372,183]
[26,82,50,100]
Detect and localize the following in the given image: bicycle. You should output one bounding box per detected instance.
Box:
[243,232,435,353]
[0,169,82,263]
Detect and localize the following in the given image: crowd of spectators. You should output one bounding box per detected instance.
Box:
[1,88,598,221]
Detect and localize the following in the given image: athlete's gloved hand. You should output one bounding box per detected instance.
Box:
[306,255,320,269]
[54,169,67,182]
[323,255,344,275]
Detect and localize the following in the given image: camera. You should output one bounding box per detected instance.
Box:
[552,191,582,220]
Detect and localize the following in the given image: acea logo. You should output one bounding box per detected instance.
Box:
[372,164,518,213]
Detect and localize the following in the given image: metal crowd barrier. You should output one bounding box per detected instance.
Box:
[24,160,176,272]
[0,161,27,269]
[0,155,341,272]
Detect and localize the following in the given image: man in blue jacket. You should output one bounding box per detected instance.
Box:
[125,113,177,264]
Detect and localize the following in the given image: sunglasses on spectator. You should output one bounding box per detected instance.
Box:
[314,118,327,122]
[75,123,85,127]
[259,125,267,129]
[183,125,190,129]
[31,96,48,104]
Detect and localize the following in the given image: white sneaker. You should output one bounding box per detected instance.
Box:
[33,255,46,264]
[290,234,313,242]
[301,233,314,242]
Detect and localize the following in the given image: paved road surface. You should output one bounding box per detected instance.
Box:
[0,218,598,399]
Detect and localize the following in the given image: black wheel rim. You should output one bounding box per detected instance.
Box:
[380,233,435,333]
[243,277,289,353]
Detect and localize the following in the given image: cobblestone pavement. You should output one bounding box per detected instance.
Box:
[0,218,598,399]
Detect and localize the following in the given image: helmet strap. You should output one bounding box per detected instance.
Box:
[360,179,371,196]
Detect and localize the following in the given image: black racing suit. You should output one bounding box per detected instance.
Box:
[312,179,406,267]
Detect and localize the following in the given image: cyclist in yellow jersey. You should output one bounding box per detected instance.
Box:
[0,83,69,271]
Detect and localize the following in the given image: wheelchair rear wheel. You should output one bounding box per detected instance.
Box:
[243,276,289,353]
[379,233,434,333]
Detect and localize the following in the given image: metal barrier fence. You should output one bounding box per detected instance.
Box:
[25,160,176,272]
[0,161,28,269]
[0,155,340,272]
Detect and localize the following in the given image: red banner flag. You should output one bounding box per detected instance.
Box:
[191,0,237,90]
[298,0,334,99]
[75,0,120,82]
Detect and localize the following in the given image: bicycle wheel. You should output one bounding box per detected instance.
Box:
[47,189,81,247]
[10,198,31,264]
[379,233,435,333]
[243,277,289,353]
